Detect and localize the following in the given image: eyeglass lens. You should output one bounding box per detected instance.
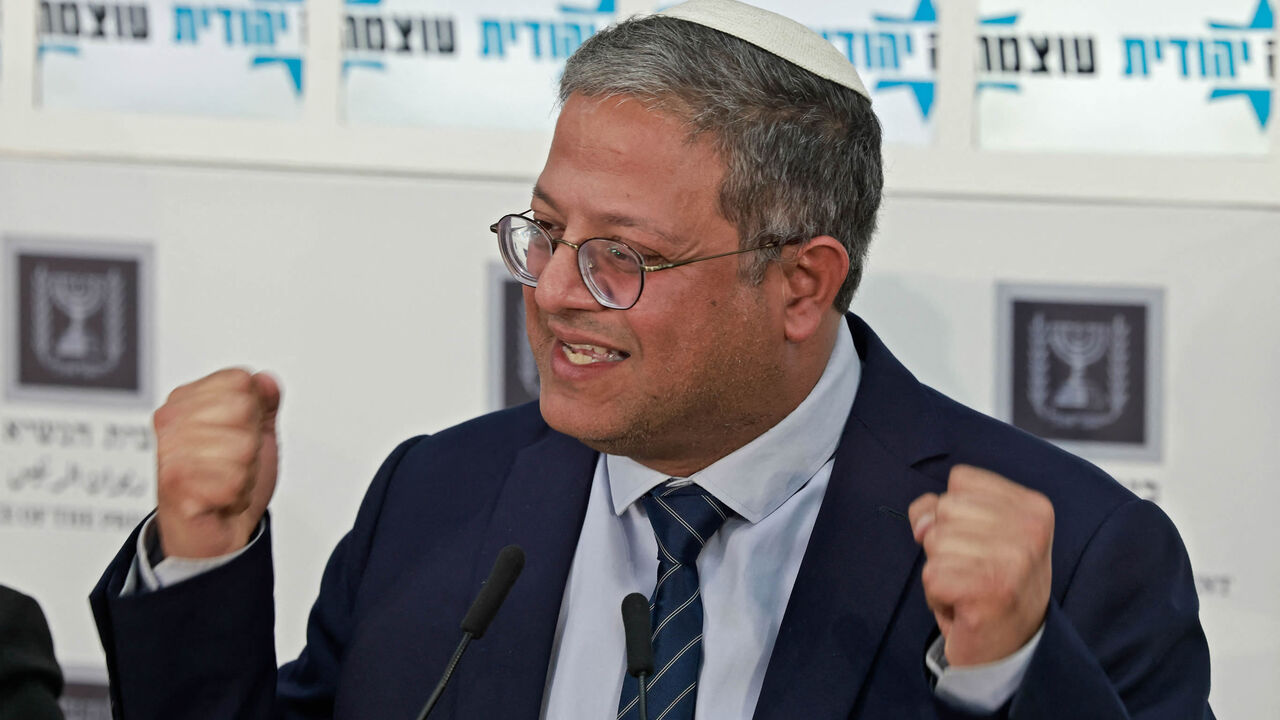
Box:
[500,215,645,309]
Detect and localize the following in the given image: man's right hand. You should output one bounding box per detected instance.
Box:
[153,368,281,559]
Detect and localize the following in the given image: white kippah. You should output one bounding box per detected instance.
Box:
[657,0,871,100]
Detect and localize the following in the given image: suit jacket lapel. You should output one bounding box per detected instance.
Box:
[754,315,948,719]
[452,426,598,720]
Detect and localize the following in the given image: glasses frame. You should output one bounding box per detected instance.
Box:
[489,211,793,310]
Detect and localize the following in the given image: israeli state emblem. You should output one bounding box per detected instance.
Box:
[999,285,1159,460]
[1027,313,1129,430]
[30,265,128,379]
[7,237,151,404]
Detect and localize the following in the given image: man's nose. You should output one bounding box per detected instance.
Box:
[534,241,600,314]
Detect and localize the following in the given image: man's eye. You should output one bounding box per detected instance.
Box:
[621,245,664,264]
[533,220,564,238]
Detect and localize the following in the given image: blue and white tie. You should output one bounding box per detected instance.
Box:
[618,483,732,720]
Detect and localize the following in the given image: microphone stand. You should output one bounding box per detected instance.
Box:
[415,632,473,720]
[415,545,525,720]
[636,670,649,720]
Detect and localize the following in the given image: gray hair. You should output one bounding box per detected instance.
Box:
[560,15,883,311]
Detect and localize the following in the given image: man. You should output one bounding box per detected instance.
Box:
[90,1,1213,718]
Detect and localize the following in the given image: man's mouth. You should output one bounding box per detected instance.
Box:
[560,341,629,365]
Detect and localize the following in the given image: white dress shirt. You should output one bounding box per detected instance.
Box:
[133,327,1038,715]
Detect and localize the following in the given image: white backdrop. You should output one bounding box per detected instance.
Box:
[1,157,1276,718]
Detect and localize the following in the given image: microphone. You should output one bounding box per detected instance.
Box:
[415,545,526,720]
[620,592,654,720]
[460,545,525,639]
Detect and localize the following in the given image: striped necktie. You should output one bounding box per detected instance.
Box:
[618,482,732,720]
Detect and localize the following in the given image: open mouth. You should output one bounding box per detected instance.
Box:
[560,341,630,366]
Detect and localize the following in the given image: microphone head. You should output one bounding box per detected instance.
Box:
[460,545,525,639]
[620,593,654,677]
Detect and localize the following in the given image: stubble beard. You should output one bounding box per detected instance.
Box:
[547,324,786,473]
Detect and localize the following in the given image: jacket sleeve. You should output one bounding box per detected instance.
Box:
[1007,498,1214,720]
[89,436,425,720]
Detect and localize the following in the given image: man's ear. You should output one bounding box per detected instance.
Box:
[780,236,849,344]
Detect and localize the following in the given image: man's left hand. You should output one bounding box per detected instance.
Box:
[908,465,1054,667]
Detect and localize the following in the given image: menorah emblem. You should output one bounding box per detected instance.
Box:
[49,271,108,360]
[30,265,127,379]
[1028,313,1130,430]
[1047,321,1110,410]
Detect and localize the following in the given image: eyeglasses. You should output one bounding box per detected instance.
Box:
[489,212,792,310]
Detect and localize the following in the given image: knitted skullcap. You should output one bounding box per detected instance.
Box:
[657,0,871,99]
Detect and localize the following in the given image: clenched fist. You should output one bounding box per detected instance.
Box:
[908,465,1054,667]
[153,368,281,559]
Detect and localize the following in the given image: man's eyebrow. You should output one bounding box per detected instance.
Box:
[529,185,681,247]
[530,184,557,211]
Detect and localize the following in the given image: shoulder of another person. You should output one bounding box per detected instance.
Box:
[0,586,60,682]
[0,585,46,632]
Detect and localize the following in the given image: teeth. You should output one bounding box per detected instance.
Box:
[562,342,626,365]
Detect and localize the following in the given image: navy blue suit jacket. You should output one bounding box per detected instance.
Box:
[91,315,1213,719]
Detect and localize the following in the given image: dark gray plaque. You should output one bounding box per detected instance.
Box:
[997,283,1163,462]
[5,237,153,407]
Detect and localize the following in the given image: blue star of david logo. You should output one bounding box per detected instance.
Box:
[1207,0,1273,129]
[870,0,938,119]
[559,1,615,13]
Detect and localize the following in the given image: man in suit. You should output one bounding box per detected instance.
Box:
[0,585,65,720]
[91,1,1213,718]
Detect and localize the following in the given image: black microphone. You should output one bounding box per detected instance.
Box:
[415,545,525,720]
[621,592,654,720]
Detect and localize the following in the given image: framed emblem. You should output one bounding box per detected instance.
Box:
[996,283,1163,461]
[4,237,154,407]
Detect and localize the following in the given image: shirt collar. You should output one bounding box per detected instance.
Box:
[607,325,861,523]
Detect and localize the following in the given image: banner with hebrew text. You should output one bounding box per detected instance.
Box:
[643,0,940,146]
[36,0,306,118]
[341,0,939,142]
[341,0,617,130]
[976,0,1275,155]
